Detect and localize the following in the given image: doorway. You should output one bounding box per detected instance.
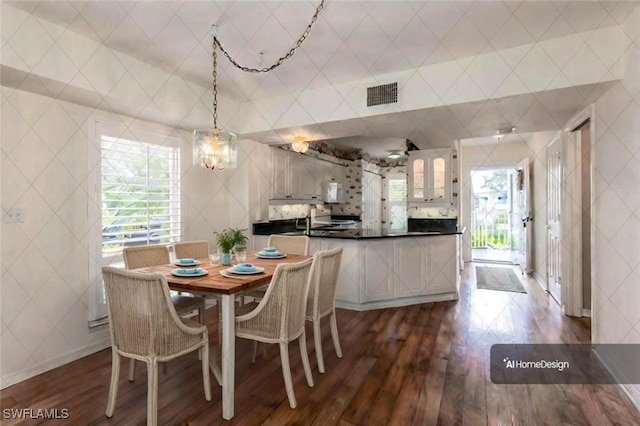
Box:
[470,166,523,264]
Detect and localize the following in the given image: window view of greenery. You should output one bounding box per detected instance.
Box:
[471,169,517,250]
[101,135,181,255]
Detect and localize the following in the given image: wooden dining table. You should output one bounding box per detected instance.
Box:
[131,252,309,420]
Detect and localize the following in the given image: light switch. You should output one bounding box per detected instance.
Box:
[14,208,26,223]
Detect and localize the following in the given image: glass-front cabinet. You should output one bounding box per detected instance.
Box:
[407,149,452,204]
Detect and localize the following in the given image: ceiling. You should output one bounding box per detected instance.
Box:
[6,0,637,158]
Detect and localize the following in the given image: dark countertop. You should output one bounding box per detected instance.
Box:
[279,227,465,240]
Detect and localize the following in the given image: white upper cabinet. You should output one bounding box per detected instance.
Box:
[271,148,319,200]
[407,149,453,204]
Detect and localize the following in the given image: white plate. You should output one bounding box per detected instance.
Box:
[171,268,208,277]
[257,252,286,259]
[174,260,201,267]
[225,266,265,275]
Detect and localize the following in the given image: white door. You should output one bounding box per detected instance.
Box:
[512,158,532,273]
[362,171,382,229]
[547,134,562,302]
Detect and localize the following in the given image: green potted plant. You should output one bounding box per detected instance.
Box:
[215,228,248,265]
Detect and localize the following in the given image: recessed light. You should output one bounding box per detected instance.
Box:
[496,126,516,135]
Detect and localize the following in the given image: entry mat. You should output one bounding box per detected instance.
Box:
[475,266,527,294]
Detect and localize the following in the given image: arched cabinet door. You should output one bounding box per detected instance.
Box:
[407,149,452,204]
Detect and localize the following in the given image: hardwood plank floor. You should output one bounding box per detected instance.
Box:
[2,263,640,425]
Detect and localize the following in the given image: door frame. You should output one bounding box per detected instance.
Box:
[561,105,595,319]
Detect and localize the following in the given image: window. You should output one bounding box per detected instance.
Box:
[88,121,183,323]
[387,176,407,230]
[101,135,181,256]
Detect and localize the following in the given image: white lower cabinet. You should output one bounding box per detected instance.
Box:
[394,238,427,298]
[252,235,270,251]
[362,240,392,302]
[307,235,460,309]
[426,236,458,295]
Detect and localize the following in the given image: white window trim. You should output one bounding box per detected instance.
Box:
[87,119,185,323]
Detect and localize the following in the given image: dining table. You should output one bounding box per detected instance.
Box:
[130,251,309,420]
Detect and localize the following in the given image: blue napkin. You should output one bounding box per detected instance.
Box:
[260,250,282,257]
[233,263,257,272]
[176,268,203,274]
[177,258,195,264]
[262,247,277,253]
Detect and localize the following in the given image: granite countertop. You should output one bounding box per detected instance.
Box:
[281,227,465,240]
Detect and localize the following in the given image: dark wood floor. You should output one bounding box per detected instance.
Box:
[3,263,640,425]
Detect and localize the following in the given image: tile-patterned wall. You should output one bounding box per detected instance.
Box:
[268,205,311,221]
[331,161,363,216]
[591,5,640,407]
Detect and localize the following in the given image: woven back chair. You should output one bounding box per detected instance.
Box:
[122,245,206,378]
[235,258,314,408]
[174,240,209,260]
[306,247,344,373]
[102,266,210,426]
[267,234,310,255]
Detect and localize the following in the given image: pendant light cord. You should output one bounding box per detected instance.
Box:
[213,0,325,74]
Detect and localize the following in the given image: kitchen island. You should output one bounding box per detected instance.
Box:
[253,227,463,311]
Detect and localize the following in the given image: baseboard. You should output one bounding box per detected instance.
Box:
[532,271,547,292]
[1,338,111,390]
[591,347,640,412]
[336,292,459,311]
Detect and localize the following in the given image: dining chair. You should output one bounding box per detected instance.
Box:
[123,245,206,378]
[174,240,226,339]
[305,246,344,373]
[102,266,211,426]
[235,258,314,409]
[244,234,311,304]
[267,234,310,255]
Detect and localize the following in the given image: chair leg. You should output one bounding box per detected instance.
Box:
[128,359,136,381]
[330,310,342,358]
[251,341,258,364]
[201,343,211,401]
[313,319,325,374]
[106,350,120,417]
[299,331,314,387]
[147,359,158,426]
[279,342,296,409]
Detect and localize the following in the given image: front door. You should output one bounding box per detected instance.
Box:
[547,134,562,302]
[511,158,531,273]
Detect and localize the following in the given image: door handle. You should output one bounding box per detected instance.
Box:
[546,224,552,230]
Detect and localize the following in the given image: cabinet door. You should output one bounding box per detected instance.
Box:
[331,240,360,304]
[362,240,392,302]
[252,235,270,251]
[271,148,290,198]
[430,149,451,203]
[394,238,426,297]
[426,236,457,295]
[407,152,427,202]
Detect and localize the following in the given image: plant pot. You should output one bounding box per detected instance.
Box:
[219,250,232,266]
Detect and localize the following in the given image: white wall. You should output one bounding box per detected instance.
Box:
[591,5,640,407]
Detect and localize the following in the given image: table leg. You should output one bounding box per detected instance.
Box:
[221,294,235,420]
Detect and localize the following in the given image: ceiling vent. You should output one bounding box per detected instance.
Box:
[367,82,398,107]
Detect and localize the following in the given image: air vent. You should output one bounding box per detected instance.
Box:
[367,82,397,107]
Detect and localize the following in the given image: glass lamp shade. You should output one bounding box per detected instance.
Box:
[193,129,237,170]
[292,136,309,153]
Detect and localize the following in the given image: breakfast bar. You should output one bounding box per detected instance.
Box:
[254,228,463,310]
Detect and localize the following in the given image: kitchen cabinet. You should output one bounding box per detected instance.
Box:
[407,149,453,204]
[271,148,318,200]
[394,238,427,298]
[362,240,392,302]
[426,235,458,295]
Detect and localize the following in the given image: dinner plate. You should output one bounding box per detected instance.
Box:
[257,252,286,259]
[174,260,201,267]
[171,268,208,277]
[225,266,265,275]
